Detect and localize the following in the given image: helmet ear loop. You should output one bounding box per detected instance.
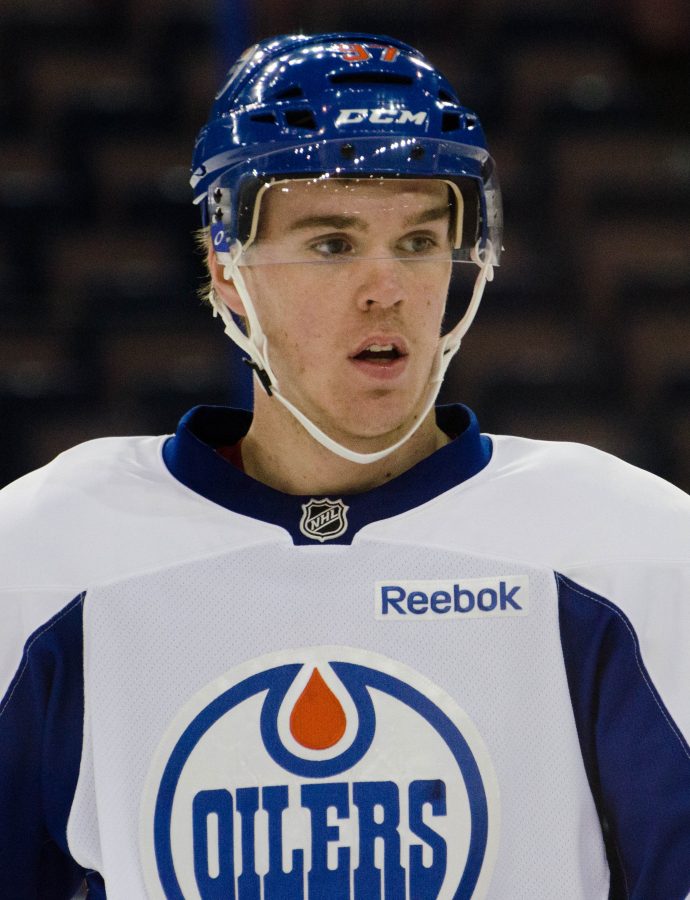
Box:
[208,243,279,393]
[450,241,494,347]
[433,186,491,374]
[221,244,265,354]
[433,239,494,384]
[207,244,255,360]
[228,261,280,393]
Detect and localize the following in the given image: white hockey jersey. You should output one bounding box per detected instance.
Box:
[1,404,689,899]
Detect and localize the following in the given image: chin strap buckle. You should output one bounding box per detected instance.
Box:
[242,358,273,396]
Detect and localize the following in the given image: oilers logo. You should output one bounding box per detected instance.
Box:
[140,647,499,898]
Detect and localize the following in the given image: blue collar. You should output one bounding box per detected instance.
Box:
[163,405,491,545]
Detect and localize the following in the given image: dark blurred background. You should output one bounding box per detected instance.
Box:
[1,0,689,490]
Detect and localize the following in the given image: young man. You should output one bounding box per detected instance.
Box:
[1,33,689,899]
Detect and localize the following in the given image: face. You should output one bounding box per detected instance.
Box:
[217,178,454,448]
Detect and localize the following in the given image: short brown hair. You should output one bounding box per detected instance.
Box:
[194,225,213,305]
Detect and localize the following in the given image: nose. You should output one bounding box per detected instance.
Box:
[353,256,406,311]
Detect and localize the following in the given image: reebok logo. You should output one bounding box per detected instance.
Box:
[375,577,529,620]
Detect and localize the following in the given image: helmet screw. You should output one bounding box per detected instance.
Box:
[410,145,425,160]
[340,143,355,159]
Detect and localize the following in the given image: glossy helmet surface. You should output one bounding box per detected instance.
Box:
[191,33,502,262]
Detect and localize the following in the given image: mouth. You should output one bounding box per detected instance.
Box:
[348,336,409,380]
[350,336,408,363]
[353,343,403,362]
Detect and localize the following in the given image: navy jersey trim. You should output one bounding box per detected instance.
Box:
[163,404,492,544]
[0,593,87,898]
[557,574,690,899]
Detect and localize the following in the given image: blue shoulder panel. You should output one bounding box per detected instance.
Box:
[557,574,690,898]
[0,594,87,898]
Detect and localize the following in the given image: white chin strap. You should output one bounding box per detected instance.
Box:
[211,242,494,465]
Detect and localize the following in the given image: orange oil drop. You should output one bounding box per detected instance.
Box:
[289,668,347,750]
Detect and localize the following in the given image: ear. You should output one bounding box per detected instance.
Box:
[207,245,246,317]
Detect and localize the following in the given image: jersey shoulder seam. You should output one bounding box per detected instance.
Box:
[556,574,690,761]
[0,593,85,719]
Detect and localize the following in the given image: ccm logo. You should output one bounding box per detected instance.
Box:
[335,108,428,127]
[375,577,529,619]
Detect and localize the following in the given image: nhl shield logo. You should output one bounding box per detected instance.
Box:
[300,498,349,542]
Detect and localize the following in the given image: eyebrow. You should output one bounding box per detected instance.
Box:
[285,204,451,233]
[286,214,365,232]
[403,204,451,227]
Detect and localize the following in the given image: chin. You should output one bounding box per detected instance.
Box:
[326,404,423,447]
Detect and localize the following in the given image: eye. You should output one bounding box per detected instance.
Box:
[397,232,442,254]
[309,235,355,258]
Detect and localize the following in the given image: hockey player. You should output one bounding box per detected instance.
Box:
[1,33,689,899]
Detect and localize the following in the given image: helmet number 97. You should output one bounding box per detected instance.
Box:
[336,43,400,63]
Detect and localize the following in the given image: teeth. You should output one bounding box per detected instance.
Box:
[366,343,394,352]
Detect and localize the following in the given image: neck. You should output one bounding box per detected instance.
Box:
[240,391,450,495]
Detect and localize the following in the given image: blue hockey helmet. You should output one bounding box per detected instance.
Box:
[190,33,502,264]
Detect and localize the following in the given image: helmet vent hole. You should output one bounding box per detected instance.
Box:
[438,89,458,103]
[442,112,461,132]
[250,112,278,124]
[329,72,414,86]
[272,85,305,100]
[284,108,318,130]
[465,114,478,130]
